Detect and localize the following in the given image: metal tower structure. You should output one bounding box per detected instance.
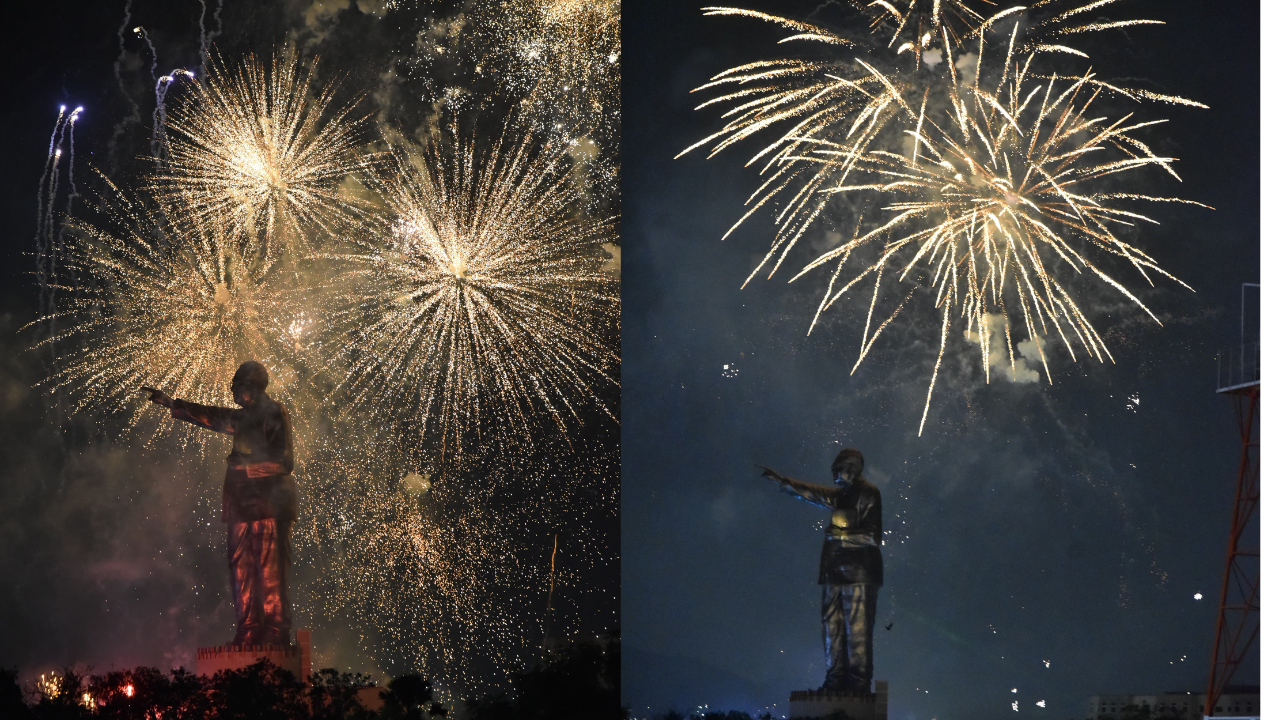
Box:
[1204,283,1259,717]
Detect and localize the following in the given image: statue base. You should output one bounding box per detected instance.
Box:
[196,629,312,680]
[790,681,887,720]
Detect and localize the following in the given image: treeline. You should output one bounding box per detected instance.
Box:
[0,660,439,720]
[0,633,622,720]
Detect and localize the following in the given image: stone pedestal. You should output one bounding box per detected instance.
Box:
[196,629,312,680]
[790,680,887,720]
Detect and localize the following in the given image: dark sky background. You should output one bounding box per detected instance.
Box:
[0,0,619,700]
[621,2,1260,719]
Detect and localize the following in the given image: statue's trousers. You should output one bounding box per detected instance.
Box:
[822,583,877,692]
[227,518,292,645]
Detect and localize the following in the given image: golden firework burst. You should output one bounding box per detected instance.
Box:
[684,13,1206,432]
[156,49,372,271]
[316,126,618,455]
[34,180,312,445]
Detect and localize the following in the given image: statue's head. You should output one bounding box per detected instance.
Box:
[831,448,864,485]
[231,360,270,406]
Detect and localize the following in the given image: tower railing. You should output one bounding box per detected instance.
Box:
[1216,342,1259,394]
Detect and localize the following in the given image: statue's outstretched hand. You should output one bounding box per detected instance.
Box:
[758,465,786,485]
[141,386,173,408]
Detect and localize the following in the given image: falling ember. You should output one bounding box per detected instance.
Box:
[684,8,1204,433]
[475,0,619,135]
[317,125,619,455]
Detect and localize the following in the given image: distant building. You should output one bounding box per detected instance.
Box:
[1086,687,1259,719]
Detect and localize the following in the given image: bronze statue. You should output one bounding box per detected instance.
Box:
[144,360,296,646]
[760,448,882,693]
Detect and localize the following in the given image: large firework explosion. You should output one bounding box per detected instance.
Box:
[32,180,317,449]
[34,24,618,690]
[155,49,373,272]
[683,1,1205,432]
[314,125,619,456]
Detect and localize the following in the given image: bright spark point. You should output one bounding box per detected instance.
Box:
[1194,592,1203,600]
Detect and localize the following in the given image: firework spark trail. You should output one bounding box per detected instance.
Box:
[35,106,67,300]
[855,0,1170,59]
[156,49,372,270]
[197,0,209,73]
[37,107,82,337]
[855,0,993,60]
[64,107,83,203]
[109,0,142,176]
[686,4,1205,433]
[315,126,619,456]
[136,26,158,84]
[679,2,1196,291]
[206,0,224,73]
[807,35,1205,430]
[151,69,195,167]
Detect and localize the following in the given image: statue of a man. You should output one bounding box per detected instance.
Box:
[760,448,882,693]
[144,360,297,646]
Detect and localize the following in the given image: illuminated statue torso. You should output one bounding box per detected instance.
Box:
[780,477,883,586]
[171,394,296,524]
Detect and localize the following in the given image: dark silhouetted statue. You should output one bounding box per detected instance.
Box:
[760,448,882,693]
[145,360,296,646]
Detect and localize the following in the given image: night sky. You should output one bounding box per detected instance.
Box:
[0,0,1267,717]
[622,2,1261,719]
[0,0,619,700]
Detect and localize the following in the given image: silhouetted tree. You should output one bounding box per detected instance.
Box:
[467,631,622,720]
[378,673,446,719]
[310,669,378,720]
[0,668,32,720]
[206,659,308,720]
[27,666,92,720]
